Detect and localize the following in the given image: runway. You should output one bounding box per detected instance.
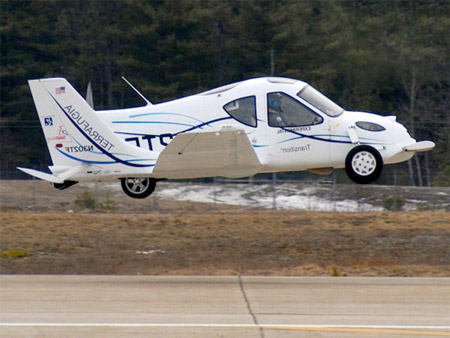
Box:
[1,276,449,337]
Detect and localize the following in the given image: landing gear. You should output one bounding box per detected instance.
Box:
[54,180,78,190]
[345,146,383,184]
[120,177,156,199]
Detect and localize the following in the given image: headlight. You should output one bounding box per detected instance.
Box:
[356,121,385,132]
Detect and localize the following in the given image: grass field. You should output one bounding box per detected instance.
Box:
[1,180,449,276]
[1,211,449,276]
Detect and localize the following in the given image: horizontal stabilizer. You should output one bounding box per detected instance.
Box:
[17,163,88,183]
[17,167,64,183]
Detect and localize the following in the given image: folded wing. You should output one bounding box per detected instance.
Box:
[153,127,261,179]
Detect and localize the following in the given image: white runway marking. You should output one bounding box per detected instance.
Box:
[0,323,449,329]
[1,323,450,335]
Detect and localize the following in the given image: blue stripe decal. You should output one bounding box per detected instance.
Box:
[276,134,356,144]
[330,134,384,143]
[129,112,207,125]
[46,91,155,168]
[56,147,117,164]
[112,121,196,128]
[277,128,387,146]
[277,136,304,144]
[173,117,233,136]
[280,127,351,144]
[114,117,233,137]
[332,134,351,139]
[56,147,156,166]
[124,159,156,163]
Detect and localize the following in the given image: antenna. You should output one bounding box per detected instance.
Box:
[121,76,152,106]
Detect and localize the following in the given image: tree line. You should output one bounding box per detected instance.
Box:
[1,0,449,185]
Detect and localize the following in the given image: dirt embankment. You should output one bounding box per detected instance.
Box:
[1,211,449,276]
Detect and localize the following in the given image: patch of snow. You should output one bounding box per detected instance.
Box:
[156,183,382,212]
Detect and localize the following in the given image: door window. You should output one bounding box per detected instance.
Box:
[267,92,323,127]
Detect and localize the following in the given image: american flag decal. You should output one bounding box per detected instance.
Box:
[55,86,65,94]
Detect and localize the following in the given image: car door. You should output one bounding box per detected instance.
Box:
[265,92,330,171]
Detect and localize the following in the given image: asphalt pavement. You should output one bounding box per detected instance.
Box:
[1,276,449,337]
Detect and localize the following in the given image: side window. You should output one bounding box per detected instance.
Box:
[267,92,323,127]
[223,96,257,127]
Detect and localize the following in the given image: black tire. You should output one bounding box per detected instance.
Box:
[120,177,156,199]
[345,146,383,184]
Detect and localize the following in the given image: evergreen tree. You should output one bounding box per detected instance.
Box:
[0,0,448,184]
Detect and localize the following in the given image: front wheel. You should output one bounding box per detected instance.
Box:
[121,177,156,199]
[345,146,383,184]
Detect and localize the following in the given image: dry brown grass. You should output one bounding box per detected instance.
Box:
[1,210,449,276]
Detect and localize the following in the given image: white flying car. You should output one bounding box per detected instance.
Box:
[18,77,434,198]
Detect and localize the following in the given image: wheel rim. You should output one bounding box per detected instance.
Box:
[125,178,149,193]
[351,151,377,176]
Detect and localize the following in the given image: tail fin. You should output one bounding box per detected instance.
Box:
[21,78,158,182]
[28,78,77,169]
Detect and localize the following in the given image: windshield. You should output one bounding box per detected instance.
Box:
[297,85,344,117]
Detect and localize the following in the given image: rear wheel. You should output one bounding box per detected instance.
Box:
[121,177,156,199]
[345,146,383,184]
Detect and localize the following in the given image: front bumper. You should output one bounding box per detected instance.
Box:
[403,140,435,153]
